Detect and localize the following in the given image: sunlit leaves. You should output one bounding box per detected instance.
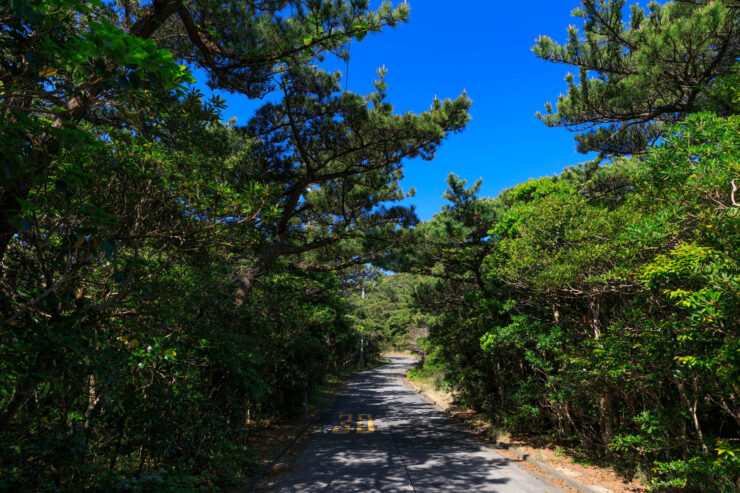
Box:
[533,0,740,155]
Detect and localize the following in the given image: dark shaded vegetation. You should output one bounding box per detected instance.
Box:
[0,0,468,490]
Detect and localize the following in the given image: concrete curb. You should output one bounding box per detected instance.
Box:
[241,361,391,492]
[403,377,600,493]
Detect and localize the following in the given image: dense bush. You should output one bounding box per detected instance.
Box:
[407,111,740,490]
[0,0,468,489]
[400,2,740,487]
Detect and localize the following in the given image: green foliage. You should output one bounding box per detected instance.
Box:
[3,1,738,491]
[232,65,469,302]
[405,92,740,489]
[0,1,469,490]
[534,0,740,155]
[345,272,434,351]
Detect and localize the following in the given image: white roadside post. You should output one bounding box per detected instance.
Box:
[359,325,365,369]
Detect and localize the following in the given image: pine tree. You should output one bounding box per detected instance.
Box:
[234,66,470,303]
[533,0,740,156]
[0,0,413,265]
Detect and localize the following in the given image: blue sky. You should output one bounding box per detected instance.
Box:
[196,1,598,220]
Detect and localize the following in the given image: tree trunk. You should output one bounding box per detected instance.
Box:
[234,249,281,306]
[83,373,100,438]
[719,396,740,428]
[79,373,101,467]
[0,350,52,428]
[678,379,709,453]
[0,193,20,272]
[600,387,615,451]
[590,297,601,340]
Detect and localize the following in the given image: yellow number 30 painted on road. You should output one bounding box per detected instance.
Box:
[332,413,374,434]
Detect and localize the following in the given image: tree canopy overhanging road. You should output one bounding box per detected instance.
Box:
[1,1,738,491]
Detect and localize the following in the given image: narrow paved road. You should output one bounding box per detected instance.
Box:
[260,357,564,492]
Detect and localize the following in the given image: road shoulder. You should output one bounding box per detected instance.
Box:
[403,375,647,493]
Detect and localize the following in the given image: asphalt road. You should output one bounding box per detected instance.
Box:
[260,356,564,492]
